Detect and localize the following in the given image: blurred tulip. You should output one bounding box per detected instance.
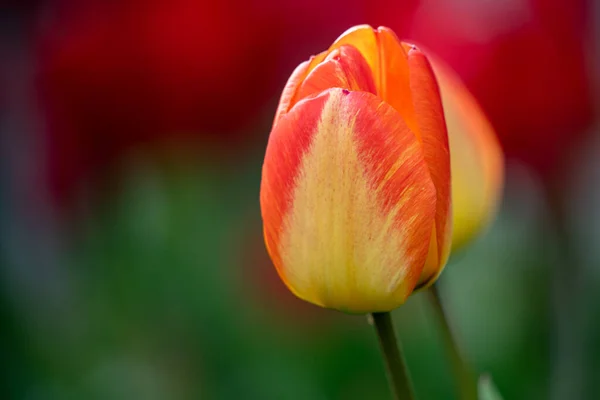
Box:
[260,25,452,313]
[431,56,504,252]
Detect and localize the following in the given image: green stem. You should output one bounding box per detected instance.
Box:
[370,312,416,400]
[428,284,478,400]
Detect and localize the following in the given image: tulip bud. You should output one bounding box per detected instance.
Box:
[260,25,500,313]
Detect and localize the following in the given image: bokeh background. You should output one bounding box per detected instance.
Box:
[1,0,599,399]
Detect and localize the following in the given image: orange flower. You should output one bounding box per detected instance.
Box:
[260,25,500,313]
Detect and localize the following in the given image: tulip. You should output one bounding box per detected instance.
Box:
[260,25,453,313]
[261,25,505,313]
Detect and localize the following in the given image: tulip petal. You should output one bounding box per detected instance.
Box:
[432,58,504,251]
[260,88,436,313]
[375,28,421,138]
[273,60,311,125]
[295,45,377,101]
[330,25,380,82]
[330,25,421,137]
[273,50,328,125]
[407,47,452,287]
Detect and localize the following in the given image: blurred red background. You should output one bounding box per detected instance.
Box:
[34,0,596,207]
[35,0,368,205]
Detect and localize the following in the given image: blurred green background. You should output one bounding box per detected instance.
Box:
[1,0,599,399]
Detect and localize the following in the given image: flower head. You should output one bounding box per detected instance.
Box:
[260,25,501,313]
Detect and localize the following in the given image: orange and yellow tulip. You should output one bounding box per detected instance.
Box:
[260,25,502,313]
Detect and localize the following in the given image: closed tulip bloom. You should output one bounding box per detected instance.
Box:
[261,25,498,313]
[260,25,451,313]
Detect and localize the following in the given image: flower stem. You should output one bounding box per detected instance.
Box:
[370,311,416,400]
[428,284,478,400]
